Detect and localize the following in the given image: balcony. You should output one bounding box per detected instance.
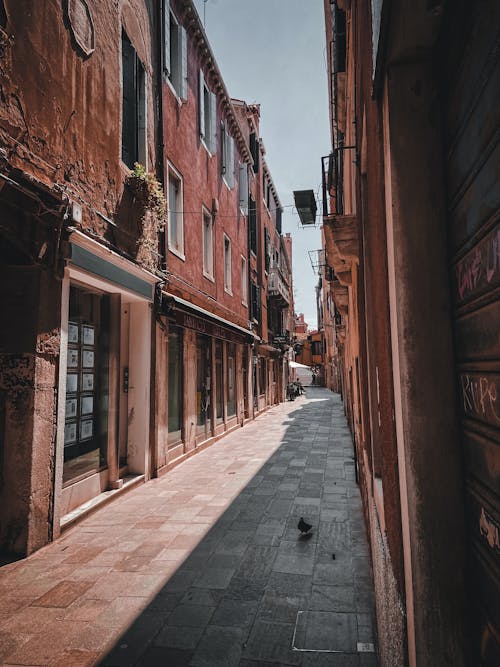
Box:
[323,214,359,286]
[268,267,290,307]
[331,279,349,317]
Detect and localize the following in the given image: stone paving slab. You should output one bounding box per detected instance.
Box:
[0,388,378,666]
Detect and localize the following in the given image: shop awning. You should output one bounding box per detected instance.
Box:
[289,361,311,369]
[163,292,256,340]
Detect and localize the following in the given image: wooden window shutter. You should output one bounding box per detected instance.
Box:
[163,0,171,75]
[221,122,227,175]
[199,71,205,138]
[210,91,217,154]
[180,26,188,99]
[228,136,235,188]
[239,164,248,212]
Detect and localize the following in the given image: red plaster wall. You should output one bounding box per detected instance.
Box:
[0,0,158,233]
[163,0,249,329]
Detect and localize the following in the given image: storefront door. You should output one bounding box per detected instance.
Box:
[63,285,109,484]
[196,334,212,438]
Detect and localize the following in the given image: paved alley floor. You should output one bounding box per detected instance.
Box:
[0,388,378,667]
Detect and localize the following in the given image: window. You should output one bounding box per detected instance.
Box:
[250,281,261,322]
[64,286,110,484]
[264,228,271,273]
[239,163,249,214]
[312,341,322,356]
[168,327,183,446]
[221,122,235,188]
[199,71,217,153]
[224,235,232,294]
[215,340,223,423]
[163,2,187,99]
[258,358,266,396]
[167,163,184,258]
[250,132,259,173]
[276,206,282,234]
[121,31,146,169]
[227,343,236,417]
[248,195,257,255]
[241,256,248,306]
[202,207,214,280]
[263,173,271,211]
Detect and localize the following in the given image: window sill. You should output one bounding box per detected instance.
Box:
[203,271,215,283]
[224,287,233,296]
[169,246,185,261]
[222,176,232,191]
[201,138,214,157]
[165,77,185,105]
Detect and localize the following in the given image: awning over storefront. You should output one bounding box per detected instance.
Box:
[289,360,311,369]
[163,292,256,343]
[68,230,159,302]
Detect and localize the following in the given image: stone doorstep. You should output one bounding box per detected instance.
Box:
[60,474,145,532]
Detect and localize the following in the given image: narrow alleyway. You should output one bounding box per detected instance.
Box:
[0,389,378,667]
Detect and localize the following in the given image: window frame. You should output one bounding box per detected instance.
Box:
[199,71,217,155]
[165,7,187,102]
[221,122,235,189]
[202,205,214,281]
[121,30,147,170]
[241,255,248,306]
[167,161,185,260]
[238,162,249,215]
[223,233,232,295]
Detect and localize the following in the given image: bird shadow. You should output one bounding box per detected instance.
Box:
[298,532,314,541]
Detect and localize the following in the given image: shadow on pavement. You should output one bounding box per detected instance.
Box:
[98,389,377,667]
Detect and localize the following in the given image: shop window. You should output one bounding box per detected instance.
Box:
[241,256,248,306]
[202,207,214,280]
[196,334,212,434]
[258,358,266,396]
[63,285,110,484]
[121,31,146,169]
[167,163,184,258]
[199,71,217,153]
[224,234,232,294]
[168,327,183,446]
[221,122,234,188]
[215,339,223,423]
[227,343,236,417]
[163,2,187,99]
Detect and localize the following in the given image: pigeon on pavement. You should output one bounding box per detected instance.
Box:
[298,517,312,534]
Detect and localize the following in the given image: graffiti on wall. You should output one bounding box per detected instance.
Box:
[455,225,500,303]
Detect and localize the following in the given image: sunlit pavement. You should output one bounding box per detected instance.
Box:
[0,388,378,666]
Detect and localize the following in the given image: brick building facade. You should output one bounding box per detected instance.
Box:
[0,0,293,557]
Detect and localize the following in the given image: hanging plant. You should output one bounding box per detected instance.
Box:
[125,163,166,231]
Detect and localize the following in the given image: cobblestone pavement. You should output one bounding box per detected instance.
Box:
[0,388,378,666]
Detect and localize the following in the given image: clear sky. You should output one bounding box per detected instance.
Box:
[193,0,329,329]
